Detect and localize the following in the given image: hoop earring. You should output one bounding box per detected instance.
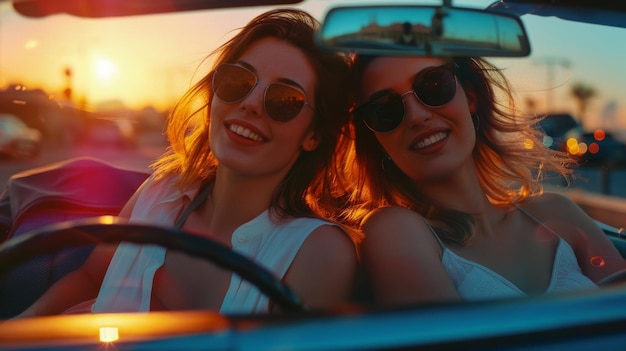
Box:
[471,113,480,131]
[381,155,393,171]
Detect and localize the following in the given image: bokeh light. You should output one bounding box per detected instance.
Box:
[594,129,605,141]
[590,256,606,268]
[524,138,535,149]
[542,135,554,148]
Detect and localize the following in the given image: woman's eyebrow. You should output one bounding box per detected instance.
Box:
[234,60,256,72]
[276,77,306,92]
[235,60,307,92]
[363,88,394,102]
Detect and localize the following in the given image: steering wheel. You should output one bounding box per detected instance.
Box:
[0,216,306,313]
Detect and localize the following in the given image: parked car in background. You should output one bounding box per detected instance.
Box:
[536,113,583,151]
[0,113,42,158]
[576,130,626,166]
[0,85,67,145]
[537,113,626,167]
[81,116,136,149]
[0,86,50,134]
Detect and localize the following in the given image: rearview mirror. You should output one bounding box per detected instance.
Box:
[316,6,531,57]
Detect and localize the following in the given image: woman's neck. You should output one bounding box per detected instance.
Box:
[417,162,485,212]
[416,163,515,238]
[198,166,285,241]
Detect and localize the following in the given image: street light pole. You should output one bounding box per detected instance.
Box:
[533,57,571,112]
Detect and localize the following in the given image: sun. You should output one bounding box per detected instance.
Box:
[94,57,117,82]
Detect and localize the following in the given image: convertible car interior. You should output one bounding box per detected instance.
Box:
[1,0,625,350]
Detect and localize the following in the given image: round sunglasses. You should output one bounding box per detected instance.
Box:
[211,63,313,122]
[354,63,458,133]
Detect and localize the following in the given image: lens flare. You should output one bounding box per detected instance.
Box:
[589,256,606,268]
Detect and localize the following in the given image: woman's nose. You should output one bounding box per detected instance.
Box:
[240,82,266,117]
[402,91,432,127]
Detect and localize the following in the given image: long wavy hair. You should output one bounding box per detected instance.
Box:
[344,55,575,245]
[150,9,355,233]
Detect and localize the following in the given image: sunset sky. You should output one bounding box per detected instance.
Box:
[0,0,624,130]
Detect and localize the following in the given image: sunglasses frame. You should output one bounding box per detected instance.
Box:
[211,63,313,122]
[355,63,458,133]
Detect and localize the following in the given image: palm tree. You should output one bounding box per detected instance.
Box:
[570,82,596,128]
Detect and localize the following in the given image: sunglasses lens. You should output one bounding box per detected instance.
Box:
[212,64,256,102]
[415,66,456,107]
[265,83,306,122]
[213,64,308,122]
[356,93,404,133]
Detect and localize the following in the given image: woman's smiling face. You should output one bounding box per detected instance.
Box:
[360,56,477,184]
[209,36,319,179]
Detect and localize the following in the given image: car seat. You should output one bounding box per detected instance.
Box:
[0,157,149,318]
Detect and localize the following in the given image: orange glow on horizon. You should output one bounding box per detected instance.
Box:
[24,40,38,50]
[2,0,626,125]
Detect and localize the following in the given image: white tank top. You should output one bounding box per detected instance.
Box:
[92,174,336,314]
[426,207,598,301]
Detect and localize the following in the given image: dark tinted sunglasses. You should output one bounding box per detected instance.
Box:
[212,63,312,122]
[354,63,458,133]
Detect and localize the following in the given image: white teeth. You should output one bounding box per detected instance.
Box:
[229,124,264,142]
[415,132,447,149]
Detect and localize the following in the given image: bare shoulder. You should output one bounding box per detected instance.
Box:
[360,205,441,262]
[362,206,432,241]
[359,207,458,305]
[363,205,426,230]
[521,192,626,281]
[519,191,607,248]
[521,191,588,221]
[525,191,578,208]
[299,224,357,262]
[284,223,358,309]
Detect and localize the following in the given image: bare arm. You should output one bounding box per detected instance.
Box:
[16,181,146,318]
[15,244,116,318]
[528,192,626,283]
[361,206,461,307]
[282,224,358,311]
